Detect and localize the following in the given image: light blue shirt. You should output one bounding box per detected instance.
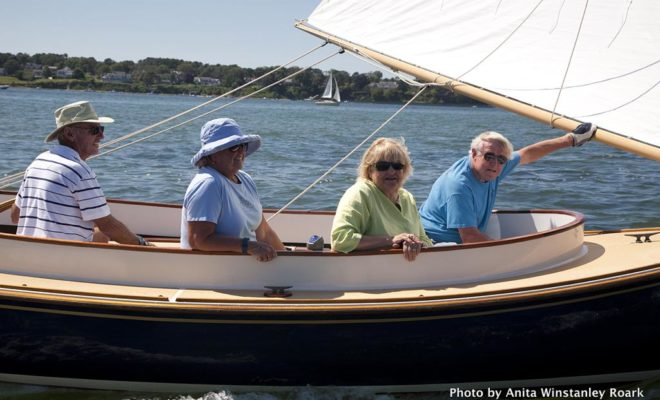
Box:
[419,152,520,244]
[180,167,262,249]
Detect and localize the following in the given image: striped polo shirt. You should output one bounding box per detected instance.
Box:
[15,144,111,241]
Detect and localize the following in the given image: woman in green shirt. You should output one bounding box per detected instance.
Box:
[331,138,432,261]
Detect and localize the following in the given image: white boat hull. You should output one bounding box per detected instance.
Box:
[1,193,586,291]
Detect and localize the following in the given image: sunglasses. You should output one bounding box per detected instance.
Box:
[228,143,248,152]
[374,161,405,171]
[482,152,508,165]
[75,125,104,135]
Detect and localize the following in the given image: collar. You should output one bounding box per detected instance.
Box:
[50,144,83,163]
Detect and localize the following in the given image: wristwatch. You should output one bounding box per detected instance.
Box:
[136,234,148,246]
[241,237,249,254]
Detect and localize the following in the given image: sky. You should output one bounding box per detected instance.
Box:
[1,0,377,74]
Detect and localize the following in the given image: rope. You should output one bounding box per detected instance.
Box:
[550,0,590,127]
[266,85,429,222]
[0,43,335,189]
[0,198,14,213]
[101,43,327,149]
[89,49,342,160]
[0,171,24,188]
[346,49,428,88]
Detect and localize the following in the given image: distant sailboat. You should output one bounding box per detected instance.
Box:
[315,72,341,105]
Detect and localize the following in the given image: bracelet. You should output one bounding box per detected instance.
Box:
[241,237,249,254]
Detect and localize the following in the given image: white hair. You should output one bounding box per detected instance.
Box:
[470,131,514,158]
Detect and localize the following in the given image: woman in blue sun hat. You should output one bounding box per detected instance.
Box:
[180,118,284,262]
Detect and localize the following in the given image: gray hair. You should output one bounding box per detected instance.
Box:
[470,131,514,158]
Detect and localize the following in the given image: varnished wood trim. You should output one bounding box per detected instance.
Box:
[0,198,14,213]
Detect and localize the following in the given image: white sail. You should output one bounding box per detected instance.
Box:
[301,0,660,159]
[332,75,341,102]
[321,72,334,99]
[317,72,341,105]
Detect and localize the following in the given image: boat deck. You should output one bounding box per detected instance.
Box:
[0,229,657,307]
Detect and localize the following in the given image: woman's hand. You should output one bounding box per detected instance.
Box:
[247,240,278,262]
[391,233,424,261]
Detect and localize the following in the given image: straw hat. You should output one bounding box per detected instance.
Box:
[45,101,114,142]
[191,118,261,167]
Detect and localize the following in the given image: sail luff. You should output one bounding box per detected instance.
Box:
[333,76,341,102]
[296,21,659,161]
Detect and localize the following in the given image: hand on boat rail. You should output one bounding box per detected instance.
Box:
[247,240,278,262]
[391,233,425,262]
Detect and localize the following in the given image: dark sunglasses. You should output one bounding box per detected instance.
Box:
[482,152,508,165]
[76,125,104,135]
[374,161,405,171]
[228,143,248,152]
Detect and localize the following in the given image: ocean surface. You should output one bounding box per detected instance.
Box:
[0,88,658,399]
[1,88,658,230]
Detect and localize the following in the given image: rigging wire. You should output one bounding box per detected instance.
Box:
[550,0,590,126]
[267,85,429,222]
[0,43,333,189]
[87,50,342,160]
[102,42,327,149]
[346,50,428,88]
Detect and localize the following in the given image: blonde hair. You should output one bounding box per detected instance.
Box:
[357,137,413,181]
[470,131,514,158]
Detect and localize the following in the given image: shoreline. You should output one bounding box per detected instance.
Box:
[0,84,488,107]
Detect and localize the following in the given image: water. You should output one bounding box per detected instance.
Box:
[0,88,658,399]
[1,88,657,230]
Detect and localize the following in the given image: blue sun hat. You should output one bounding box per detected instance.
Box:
[191,118,261,167]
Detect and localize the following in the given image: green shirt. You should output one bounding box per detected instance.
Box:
[331,179,432,253]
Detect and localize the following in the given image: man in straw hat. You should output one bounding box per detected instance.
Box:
[11,101,150,245]
[181,118,284,261]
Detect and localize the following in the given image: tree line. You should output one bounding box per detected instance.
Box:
[0,52,479,105]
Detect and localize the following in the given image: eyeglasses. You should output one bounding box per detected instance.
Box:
[228,143,248,152]
[374,161,405,171]
[75,125,104,136]
[481,152,508,165]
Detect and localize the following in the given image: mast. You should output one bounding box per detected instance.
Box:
[296,21,659,161]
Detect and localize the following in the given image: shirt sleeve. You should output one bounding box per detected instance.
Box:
[331,185,369,253]
[73,176,111,221]
[499,151,521,180]
[184,176,223,224]
[445,192,478,229]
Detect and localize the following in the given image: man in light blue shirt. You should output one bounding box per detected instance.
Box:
[420,124,597,244]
